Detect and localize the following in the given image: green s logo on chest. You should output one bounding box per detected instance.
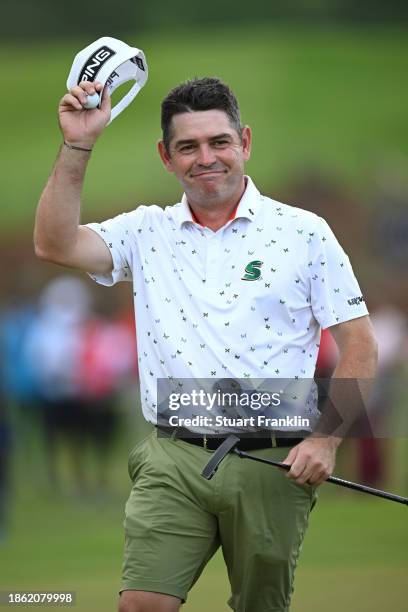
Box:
[241,260,263,281]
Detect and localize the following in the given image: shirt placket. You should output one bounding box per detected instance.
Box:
[204,231,222,288]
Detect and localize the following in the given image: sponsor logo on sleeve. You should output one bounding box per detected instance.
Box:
[347,296,365,306]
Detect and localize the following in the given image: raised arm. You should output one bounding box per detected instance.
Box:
[34,80,113,274]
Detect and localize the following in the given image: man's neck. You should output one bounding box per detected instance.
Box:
[188,178,247,232]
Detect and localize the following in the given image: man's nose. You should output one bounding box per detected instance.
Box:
[196,144,217,166]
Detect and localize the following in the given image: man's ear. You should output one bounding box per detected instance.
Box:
[158,140,174,173]
[241,126,252,162]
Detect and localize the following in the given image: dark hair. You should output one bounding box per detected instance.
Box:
[161,77,242,152]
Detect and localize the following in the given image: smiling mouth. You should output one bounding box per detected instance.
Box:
[191,170,226,178]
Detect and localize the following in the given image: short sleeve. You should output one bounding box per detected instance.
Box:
[85,208,145,286]
[309,217,369,329]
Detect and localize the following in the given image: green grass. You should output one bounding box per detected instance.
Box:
[2,488,407,611]
[1,24,408,234]
[1,414,407,611]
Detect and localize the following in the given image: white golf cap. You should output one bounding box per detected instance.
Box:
[66,36,148,124]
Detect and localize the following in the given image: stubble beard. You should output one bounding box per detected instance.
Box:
[183,169,244,210]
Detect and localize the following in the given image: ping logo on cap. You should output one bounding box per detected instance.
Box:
[78,46,116,83]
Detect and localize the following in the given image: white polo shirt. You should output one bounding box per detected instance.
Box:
[86,177,368,427]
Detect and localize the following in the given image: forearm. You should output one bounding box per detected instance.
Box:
[34,144,91,262]
[284,318,378,484]
[35,79,110,264]
[332,334,378,381]
[314,328,378,442]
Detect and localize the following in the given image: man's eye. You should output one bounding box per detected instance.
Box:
[179,144,196,153]
[213,140,229,147]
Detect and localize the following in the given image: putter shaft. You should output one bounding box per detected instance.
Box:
[234,449,408,506]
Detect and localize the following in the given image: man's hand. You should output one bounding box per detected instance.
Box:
[58,80,111,149]
[282,437,340,486]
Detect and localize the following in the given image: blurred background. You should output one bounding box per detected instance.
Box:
[0,1,407,610]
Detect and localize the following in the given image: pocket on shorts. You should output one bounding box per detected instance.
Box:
[127,430,155,481]
[298,481,319,511]
[288,478,318,510]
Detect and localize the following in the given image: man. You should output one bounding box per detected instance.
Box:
[34,77,377,612]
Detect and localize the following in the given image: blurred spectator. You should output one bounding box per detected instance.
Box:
[316,328,339,379]
[0,395,11,543]
[357,304,408,486]
[1,299,41,407]
[23,276,92,494]
[76,308,137,490]
[0,296,41,485]
[316,306,407,486]
[23,275,137,497]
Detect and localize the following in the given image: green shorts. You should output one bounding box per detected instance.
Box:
[122,431,317,612]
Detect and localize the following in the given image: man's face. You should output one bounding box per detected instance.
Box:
[158,110,251,207]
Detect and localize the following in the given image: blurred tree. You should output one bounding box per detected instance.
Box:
[2,0,408,40]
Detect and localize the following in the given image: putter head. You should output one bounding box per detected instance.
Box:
[201,435,241,480]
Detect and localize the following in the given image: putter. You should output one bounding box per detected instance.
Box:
[201,435,408,506]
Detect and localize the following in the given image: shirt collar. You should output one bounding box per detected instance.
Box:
[176,176,262,228]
